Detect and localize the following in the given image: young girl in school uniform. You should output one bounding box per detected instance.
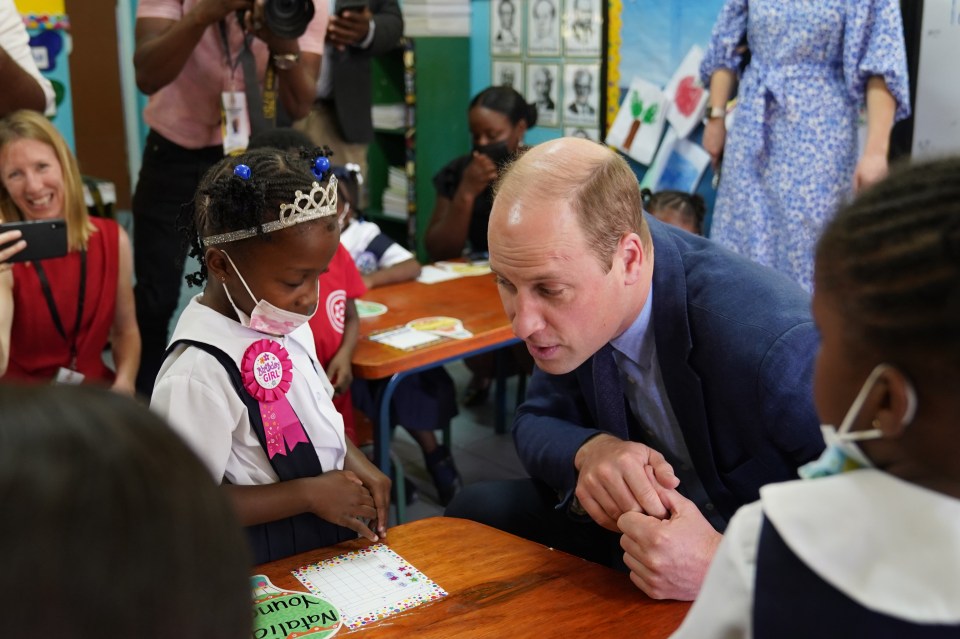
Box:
[664,158,960,637]
[151,147,390,564]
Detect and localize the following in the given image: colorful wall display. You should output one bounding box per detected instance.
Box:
[15,0,74,150]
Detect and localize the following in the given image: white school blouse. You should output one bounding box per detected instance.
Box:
[152,296,347,485]
[671,470,960,638]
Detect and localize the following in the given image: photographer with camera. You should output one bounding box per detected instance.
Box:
[131,0,327,396]
[295,0,402,184]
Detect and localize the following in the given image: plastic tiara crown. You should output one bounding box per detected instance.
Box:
[202,176,339,246]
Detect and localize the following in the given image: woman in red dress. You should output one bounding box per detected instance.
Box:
[0,110,139,392]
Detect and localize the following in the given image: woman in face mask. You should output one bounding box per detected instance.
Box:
[425,85,537,263]
[667,157,960,638]
[151,147,390,565]
[425,86,538,406]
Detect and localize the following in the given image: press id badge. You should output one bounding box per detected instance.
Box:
[221,91,251,156]
[54,367,85,385]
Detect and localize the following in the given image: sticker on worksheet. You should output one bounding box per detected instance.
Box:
[368,325,444,350]
[292,544,447,630]
[435,261,492,277]
[250,574,342,638]
[356,300,388,318]
[406,316,474,340]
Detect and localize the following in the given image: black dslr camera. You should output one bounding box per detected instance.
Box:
[264,0,315,39]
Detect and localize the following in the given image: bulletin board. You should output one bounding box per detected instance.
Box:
[488,0,605,141]
[605,0,726,131]
[603,0,726,229]
[14,0,74,151]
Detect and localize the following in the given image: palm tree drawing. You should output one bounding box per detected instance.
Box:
[623,90,658,151]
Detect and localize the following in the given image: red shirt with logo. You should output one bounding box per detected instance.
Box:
[308,244,366,442]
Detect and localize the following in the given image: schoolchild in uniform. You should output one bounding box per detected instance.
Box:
[666,158,960,637]
[152,147,390,564]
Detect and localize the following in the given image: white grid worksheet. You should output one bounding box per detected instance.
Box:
[293,544,447,629]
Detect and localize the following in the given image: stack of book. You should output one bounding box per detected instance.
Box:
[381,166,409,220]
[371,103,407,131]
[403,0,469,36]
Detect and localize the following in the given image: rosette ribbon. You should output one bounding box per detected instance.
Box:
[241,339,308,458]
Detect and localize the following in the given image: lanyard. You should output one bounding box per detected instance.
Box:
[218,17,246,80]
[218,17,276,132]
[33,251,86,369]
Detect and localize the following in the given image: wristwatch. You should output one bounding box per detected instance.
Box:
[706,105,726,120]
[272,52,301,71]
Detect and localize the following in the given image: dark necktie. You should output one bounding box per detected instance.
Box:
[592,343,630,440]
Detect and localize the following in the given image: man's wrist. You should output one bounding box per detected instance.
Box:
[574,432,611,471]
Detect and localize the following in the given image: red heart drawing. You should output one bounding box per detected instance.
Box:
[674,76,703,118]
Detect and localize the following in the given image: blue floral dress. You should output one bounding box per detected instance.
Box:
[700,0,910,291]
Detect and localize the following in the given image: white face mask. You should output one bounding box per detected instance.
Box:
[220,250,318,336]
[798,363,917,480]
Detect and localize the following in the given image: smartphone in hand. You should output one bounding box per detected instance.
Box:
[0,219,68,263]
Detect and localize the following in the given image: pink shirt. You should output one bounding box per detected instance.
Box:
[137,0,327,149]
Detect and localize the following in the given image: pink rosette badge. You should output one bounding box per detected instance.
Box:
[241,339,308,459]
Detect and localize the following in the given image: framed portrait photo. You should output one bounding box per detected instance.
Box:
[490,0,521,55]
[525,62,560,127]
[526,0,561,56]
[492,59,524,93]
[563,63,600,126]
[563,0,601,56]
[564,126,600,141]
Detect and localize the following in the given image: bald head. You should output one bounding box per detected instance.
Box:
[491,138,649,270]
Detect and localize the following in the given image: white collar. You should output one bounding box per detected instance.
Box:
[761,470,960,624]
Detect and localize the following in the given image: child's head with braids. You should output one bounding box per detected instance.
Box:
[641,188,705,235]
[185,146,340,335]
[809,156,960,493]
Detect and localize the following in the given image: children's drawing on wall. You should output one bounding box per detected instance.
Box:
[640,127,710,193]
[664,46,708,139]
[527,0,561,55]
[526,62,559,126]
[492,60,524,91]
[491,0,521,55]
[605,77,666,165]
[564,63,600,125]
[565,126,600,141]
[564,0,601,56]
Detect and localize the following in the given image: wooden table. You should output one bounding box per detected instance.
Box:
[255,517,690,638]
[352,272,519,476]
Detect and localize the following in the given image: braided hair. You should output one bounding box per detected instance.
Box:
[641,188,706,235]
[181,146,334,286]
[815,157,960,385]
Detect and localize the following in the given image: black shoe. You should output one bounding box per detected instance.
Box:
[462,377,491,407]
[425,445,463,507]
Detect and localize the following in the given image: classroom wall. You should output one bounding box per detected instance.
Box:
[469,0,560,146]
[64,0,131,209]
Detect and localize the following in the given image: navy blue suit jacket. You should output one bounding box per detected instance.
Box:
[513,216,824,527]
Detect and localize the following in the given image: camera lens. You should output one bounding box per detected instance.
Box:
[264,0,315,39]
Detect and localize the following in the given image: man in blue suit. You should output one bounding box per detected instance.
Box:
[446,138,823,601]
